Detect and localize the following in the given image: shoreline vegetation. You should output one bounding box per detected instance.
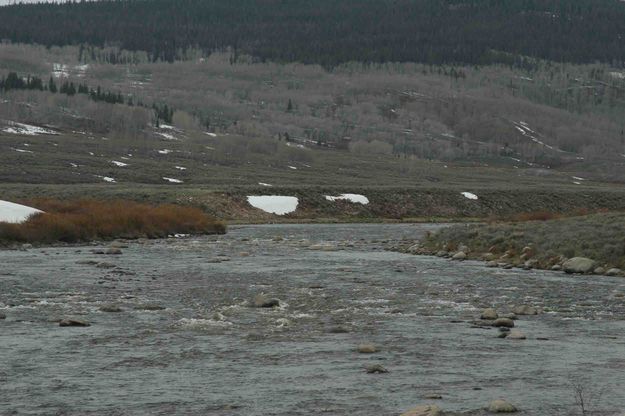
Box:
[392,211,625,277]
[0,199,225,246]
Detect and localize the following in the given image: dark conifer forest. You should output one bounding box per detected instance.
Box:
[0,0,624,67]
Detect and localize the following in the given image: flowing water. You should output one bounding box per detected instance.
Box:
[1,224,625,415]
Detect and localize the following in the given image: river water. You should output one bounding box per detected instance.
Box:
[1,224,624,415]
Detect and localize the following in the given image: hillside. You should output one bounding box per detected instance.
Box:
[0,0,624,66]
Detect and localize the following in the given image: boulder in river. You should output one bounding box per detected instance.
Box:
[59,318,90,327]
[486,261,498,268]
[551,264,562,271]
[0,312,6,319]
[480,308,498,320]
[99,304,123,313]
[365,364,388,374]
[492,318,515,328]
[488,399,518,413]
[253,294,281,308]
[400,404,441,416]
[606,268,622,276]
[594,267,606,275]
[512,305,538,315]
[105,248,123,255]
[357,343,378,353]
[562,257,596,274]
[452,251,467,261]
[507,329,527,340]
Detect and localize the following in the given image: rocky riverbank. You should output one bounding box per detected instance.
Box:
[389,212,625,277]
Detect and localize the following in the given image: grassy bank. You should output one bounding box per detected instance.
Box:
[412,212,625,272]
[0,199,225,245]
[4,184,625,223]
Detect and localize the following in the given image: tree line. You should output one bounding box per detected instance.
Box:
[0,0,624,67]
[0,72,174,123]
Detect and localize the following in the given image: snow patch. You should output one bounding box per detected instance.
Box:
[3,122,58,136]
[157,132,178,141]
[0,200,43,223]
[163,177,183,184]
[258,182,273,187]
[158,149,172,155]
[111,160,128,167]
[95,175,116,183]
[205,132,217,137]
[288,166,298,170]
[461,192,479,200]
[325,193,369,205]
[247,196,298,215]
[174,166,187,171]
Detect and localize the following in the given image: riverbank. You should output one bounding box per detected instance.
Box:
[4,183,625,223]
[391,212,625,277]
[0,199,225,246]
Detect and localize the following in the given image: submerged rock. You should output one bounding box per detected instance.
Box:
[488,399,518,413]
[0,312,6,320]
[99,304,123,313]
[253,294,281,308]
[105,248,123,255]
[507,329,527,340]
[563,257,596,274]
[512,305,538,315]
[365,364,388,374]
[133,303,165,311]
[400,404,441,416]
[59,318,90,327]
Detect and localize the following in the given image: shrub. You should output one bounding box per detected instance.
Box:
[0,199,225,244]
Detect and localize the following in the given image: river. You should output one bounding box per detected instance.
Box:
[1,224,624,415]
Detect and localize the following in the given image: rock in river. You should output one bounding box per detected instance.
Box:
[507,329,527,340]
[481,308,498,320]
[365,364,388,374]
[99,304,123,313]
[59,319,90,327]
[0,312,6,320]
[357,343,378,353]
[400,404,441,416]
[607,268,622,276]
[562,257,596,274]
[488,399,518,413]
[512,305,538,315]
[253,294,281,308]
[492,318,515,328]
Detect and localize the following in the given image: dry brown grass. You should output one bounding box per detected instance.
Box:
[0,198,225,244]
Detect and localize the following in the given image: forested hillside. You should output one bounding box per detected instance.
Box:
[0,0,624,67]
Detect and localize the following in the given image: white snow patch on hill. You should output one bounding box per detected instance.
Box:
[461,192,479,200]
[247,196,298,215]
[175,166,187,171]
[3,122,58,136]
[258,182,273,187]
[288,166,298,170]
[163,177,183,183]
[158,149,172,154]
[0,200,43,223]
[111,160,128,167]
[205,132,218,137]
[325,193,369,205]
